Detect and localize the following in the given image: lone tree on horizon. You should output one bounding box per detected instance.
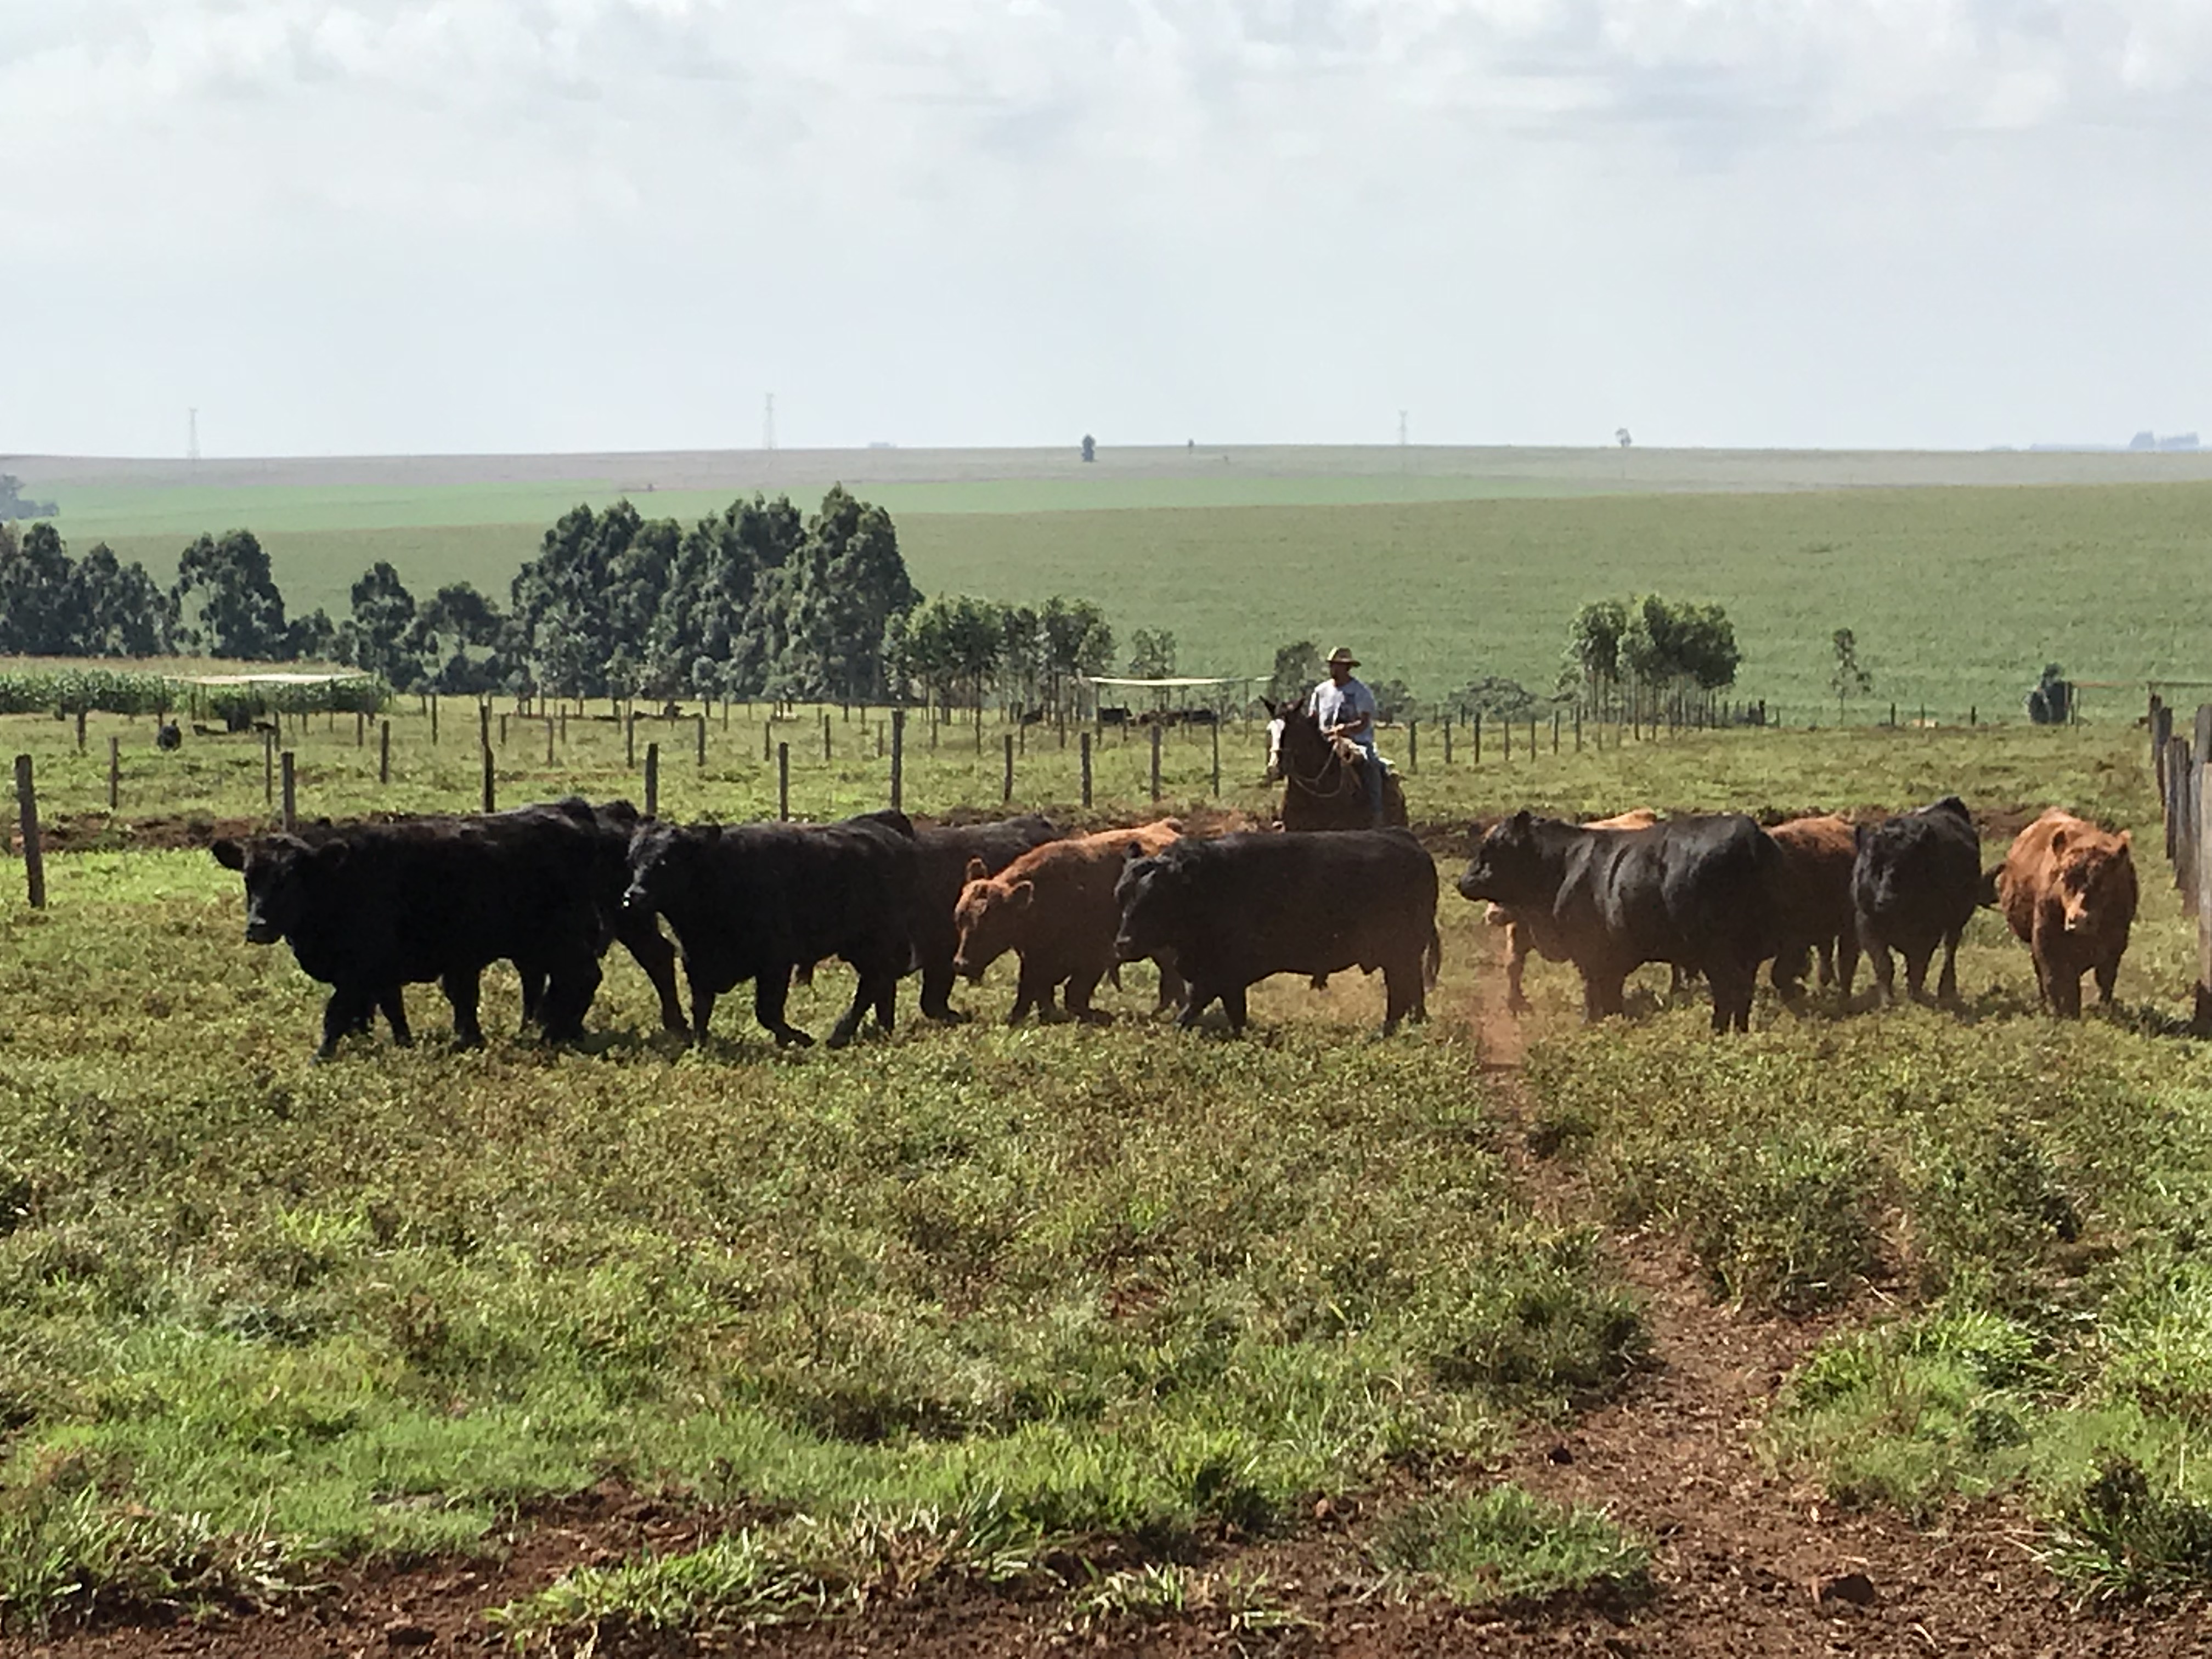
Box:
[1080,435,1096,463]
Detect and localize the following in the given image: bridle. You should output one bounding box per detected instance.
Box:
[1281,715,1357,802]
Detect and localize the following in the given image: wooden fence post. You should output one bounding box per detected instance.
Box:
[645,742,660,820]
[545,718,555,765]
[2153,698,2175,793]
[823,711,833,764]
[1408,721,1418,775]
[75,708,86,753]
[482,745,496,814]
[356,710,365,747]
[1473,712,1482,765]
[764,719,774,763]
[1553,712,1560,754]
[264,730,275,808]
[1529,717,1538,759]
[1150,724,1163,802]
[478,702,489,751]
[499,712,508,748]
[430,696,439,744]
[14,755,44,910]
[1081,732,1094,809]
[697,713,707,767]
[890,709,905,812]
[1002,732,1015,804]
[380,721,391,785]
[1503,718,1512,764]
[1442,719,1453,766]
[626,713,637,769]
[2198,759,2212,1030]
[778,742,791,821]
[1211,719,1221,797]
[107,736,120,811]
[281,751,297,831]
[1574,706,1583,752]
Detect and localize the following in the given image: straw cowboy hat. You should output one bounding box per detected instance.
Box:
[1325,647,1360,669]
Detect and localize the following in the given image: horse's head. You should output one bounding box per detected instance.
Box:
[1269,699,1330,771]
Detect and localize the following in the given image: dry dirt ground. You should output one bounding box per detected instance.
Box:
[27,935,2212,1659]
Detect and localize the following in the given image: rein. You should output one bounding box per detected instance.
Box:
[1283,725,1358,802]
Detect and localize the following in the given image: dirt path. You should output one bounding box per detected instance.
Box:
[30,936,2212,1657]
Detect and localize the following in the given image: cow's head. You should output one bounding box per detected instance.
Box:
[211,833,337,945]
[951,857,1034,980]
[622,821,701,918]
[2051,825,2134,934]
[1457,809,1555,906]
[1113,845,1183,963]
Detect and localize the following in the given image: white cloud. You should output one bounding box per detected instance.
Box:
[1,1,2204,453]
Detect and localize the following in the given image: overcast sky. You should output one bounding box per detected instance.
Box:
[4,1,2207,458]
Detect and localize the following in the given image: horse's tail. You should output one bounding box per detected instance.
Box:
[1424,919,1443,988]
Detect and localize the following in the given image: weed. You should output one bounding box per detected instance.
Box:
[1369,1483,1650,1604]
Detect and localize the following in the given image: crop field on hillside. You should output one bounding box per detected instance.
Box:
[12,720,2212,1654]
[14,448,2212,722]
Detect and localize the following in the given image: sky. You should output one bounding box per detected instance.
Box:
[3,1,2207,458]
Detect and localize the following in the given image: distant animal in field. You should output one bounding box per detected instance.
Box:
[211,800,634,1060]
[1097,706,1132,728]
[1766,813,1859,1000]
[623,810,920,1048]
[952,821,1184,1024]
[155,722,182,751]
[1115,828,1440,1036]
[1459,811,1782,1032]
[1486,809,1659,1014]
[1849,797,1981,1008]
[1995,809,2136,1017]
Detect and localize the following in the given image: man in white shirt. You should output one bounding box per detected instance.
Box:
[1306,646,1385,826]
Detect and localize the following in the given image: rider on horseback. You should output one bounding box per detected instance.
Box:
[1306,646,1385,827]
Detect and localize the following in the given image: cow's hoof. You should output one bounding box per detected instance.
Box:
[775,1028,816,1049]
[924,1007,970,1025]
[1506,996,1533,1016]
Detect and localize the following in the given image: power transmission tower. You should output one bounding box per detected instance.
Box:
[764,393,776,452]
[188,408,200,465]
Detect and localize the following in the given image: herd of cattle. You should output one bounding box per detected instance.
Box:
[206,794,2136,1058]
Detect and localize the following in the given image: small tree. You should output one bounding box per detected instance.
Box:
[1080,435,1097,463]
[1267,640,1324,709]
[1615,427,1632,449]
[2028,663,2072,725]
[1830,628,1873,723]
[1126,627,1175,708]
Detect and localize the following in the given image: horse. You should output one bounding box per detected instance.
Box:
[1266,699,1407,832]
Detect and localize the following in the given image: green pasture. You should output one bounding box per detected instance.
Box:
[57,478,2212,726]
[10,721,2212,1635]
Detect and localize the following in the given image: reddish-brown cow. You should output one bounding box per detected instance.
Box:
[1767,812,1858,1000]
[952,820,1185,1023]
[1996,808,2137,1017]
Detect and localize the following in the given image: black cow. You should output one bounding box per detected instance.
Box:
[155,722,182,751]
[1457,811,1782,1032]
[623,810,920,1047]
[912,816,1061,1021]
[1848,796,1981,1007]
[212,804,617,1059]
[1113,829,1440,1036]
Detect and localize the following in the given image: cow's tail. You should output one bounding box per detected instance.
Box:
[1424,920,1443,988]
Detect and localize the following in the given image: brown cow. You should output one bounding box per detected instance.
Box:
[953,820,1186,1023]
[1490,809,1658,1013]
[1996,809,2137,1017]
[1767,813,1858,1000]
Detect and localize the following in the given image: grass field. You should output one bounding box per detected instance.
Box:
[13,446,2212,724]
[5,719,2212,1638]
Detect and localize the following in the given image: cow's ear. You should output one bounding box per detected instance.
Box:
[312,839,349,870]
[1006,879,1035,911]
[1510,809,1533,834]
[2119,829,2133,849]
[2049,827,2069,855]
[964,856,990,883]
[211,838,245,871]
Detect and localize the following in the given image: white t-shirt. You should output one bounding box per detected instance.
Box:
[1307,676,1378,752]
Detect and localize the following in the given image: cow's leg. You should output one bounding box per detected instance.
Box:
[1836,932,1861,1007]
[1709,963,1755,1034]
[1153,955,1187,1015]
[1220,983,1249,1034]
[1505,925,1532,1015]
[2094,952,2121,1007]
[376,986,413,1047]
[918,959,966,1024]
[1770,941,1810,1001]
[1381,964,1414,1035]
[541,956,602,1043]
[517,964,546,1030]
[317,987,370,1060]
[1936,928,1963,1008]
[1581,969,1627,1023]
[1177,984,1218,1029]
[1900,944,1934,1006]
[1065,966,1112,1025]
[1815,938,1836,988]
[754,970,813,1047]
[442,967,486,1047]
[685,968,716,1041]
[1008,957,1052,1025]
[1865,936,1896,1007]
[618,919,689,1034]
